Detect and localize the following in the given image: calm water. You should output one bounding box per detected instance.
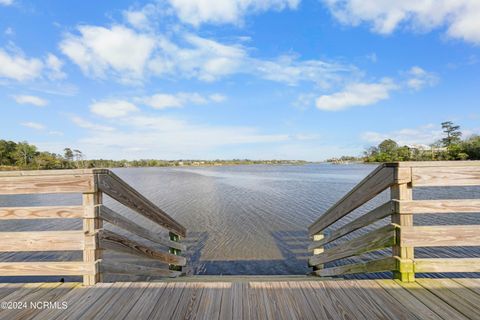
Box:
[1,163,479,279]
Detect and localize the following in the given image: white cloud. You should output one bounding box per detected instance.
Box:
[293,93,316,110]
[48,130,64,136]
[124,10,150,30]
[406,66,438,90]
[141,92,226,109]
[142,94,183,109]
[149,33,355,86]
[168,0,300,26]
[252,54,354,87]
[90,100,139,118]
[209,93,227,103]
[150,34,247,82]
[323,0,480,44]
[73,114,289,159]
[46,53,66,80]
[0,0,13,6]
[362,124,444,146]
[13,95,48,107]
[58,20,356,86]
[71,116,115,132]
[0,49,43,81]
[316,79,397,111]
[4,27,14,36]
[60,25,156,82]
[123,3,160,30]
[21,122,45,130]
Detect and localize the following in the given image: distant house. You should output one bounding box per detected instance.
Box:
[406,144,447,157]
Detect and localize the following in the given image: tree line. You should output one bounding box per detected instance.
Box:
[0,140,305,170]
[363,121,480,162]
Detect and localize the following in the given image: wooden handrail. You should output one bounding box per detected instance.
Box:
[96,171,186,237]
[0,168,187,285]
[308,161,480,282]
[308,165,397,236]
[98,205,186,251]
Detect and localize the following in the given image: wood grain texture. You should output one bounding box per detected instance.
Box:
[414,258,480,273]
[83,192,102,286]
[97,172,186,237]
[308,201,394,251]
[375,279,443,320]
[0,205,84,220]
[391,182,415,282]
[7,278,480,320]
[396,280,470,320]
[309,165,395,236]
[99,205,186,251]
[395,199,480,214]
[401,225,480,247]
[412,166,480,186]
[100,260,181,277]
[0,168,108,177]
[99,229,186,266]
[386,160,480,167]
[0,262,95,276]
[0,174,95,195]
[0,230,86,251]
[308,224,396,267]
[316,257,396,277]
[416,278,480,319]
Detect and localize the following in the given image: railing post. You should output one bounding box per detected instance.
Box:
[312,233,324,273]
[169,232,182,272]
[83,174,102,286]
[391,167,414,282]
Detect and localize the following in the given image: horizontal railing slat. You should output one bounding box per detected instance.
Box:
[0,261,95,276]
[412,166,480,187]
[99,205,186,251]
[395,200,480,214]
[315,257,397,277]
[308,166,396,236]
[0,231,88,252]
[401,226,480,247]
[308,224,396,267]
[0,206,85,220]
[98,229,186,266]
[0,169,108,177]
[97,172,186,237]
[308,201,394,251]
[414,258,480,273]
[100,260,181,278]
[0,174,95,195]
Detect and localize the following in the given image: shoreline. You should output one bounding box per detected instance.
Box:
[0,160,310,171]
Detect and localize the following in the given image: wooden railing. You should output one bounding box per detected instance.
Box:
[308,161,480,282]
[0,169,187,286]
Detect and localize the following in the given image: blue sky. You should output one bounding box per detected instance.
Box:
[0,0,479,160]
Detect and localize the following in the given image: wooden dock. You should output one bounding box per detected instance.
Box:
[1,162,480,319]
[1,277,480,319]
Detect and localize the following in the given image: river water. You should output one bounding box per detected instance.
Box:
[0,164,479,279]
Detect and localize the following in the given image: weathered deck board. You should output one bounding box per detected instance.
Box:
[416,278,480,319]
[1,279,480,319]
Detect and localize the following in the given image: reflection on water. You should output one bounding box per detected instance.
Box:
[1,163,479,278]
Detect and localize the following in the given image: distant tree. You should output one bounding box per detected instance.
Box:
[14,142,37,167]
[0,140,17,165]
[64,148,74,161]
[35,152,62,169]
[73,149,84,168]
[461,135,480,160]
[378,139,398,154]
[441,121,462,147]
